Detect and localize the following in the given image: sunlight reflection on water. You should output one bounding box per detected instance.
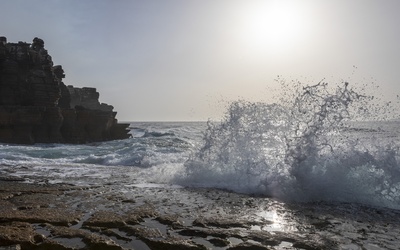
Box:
[253,208,297,232]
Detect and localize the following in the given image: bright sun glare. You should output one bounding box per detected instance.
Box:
[238,0,310,54]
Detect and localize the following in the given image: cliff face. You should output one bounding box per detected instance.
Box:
[0,37,130,144]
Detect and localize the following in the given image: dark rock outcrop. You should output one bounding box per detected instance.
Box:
[0,37,130,144]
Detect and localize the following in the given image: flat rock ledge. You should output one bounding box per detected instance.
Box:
[0,179,338,250]
[1,173,399,249]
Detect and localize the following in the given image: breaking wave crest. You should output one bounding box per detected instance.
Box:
[182,81,400,209]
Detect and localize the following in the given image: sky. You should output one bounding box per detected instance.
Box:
[1,0,400,121]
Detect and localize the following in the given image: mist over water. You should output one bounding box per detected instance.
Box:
[181,81,400,209]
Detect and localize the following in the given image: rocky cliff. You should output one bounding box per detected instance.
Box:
[0,37,130,144]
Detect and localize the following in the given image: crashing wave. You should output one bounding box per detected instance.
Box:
[182,81,400,209]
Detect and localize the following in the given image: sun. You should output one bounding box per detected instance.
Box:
[237,0,310,54]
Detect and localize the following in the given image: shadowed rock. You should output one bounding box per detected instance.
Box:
[0,36,130,144]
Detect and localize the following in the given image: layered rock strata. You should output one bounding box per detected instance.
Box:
[0,37,130,144]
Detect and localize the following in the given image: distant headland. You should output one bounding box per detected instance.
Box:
[0,37,130,144]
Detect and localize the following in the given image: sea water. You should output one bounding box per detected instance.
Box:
[1,82,400,210]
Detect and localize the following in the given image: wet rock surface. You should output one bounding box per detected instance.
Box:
[1,175,400,250]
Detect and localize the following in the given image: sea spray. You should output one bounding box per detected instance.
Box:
[283,82,366,191]
[182,81,400,209]
[183,101,290,193]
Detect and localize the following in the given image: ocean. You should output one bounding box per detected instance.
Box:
[1,83,400,211]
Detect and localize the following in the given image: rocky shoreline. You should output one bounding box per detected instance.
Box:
[1,170,400,250]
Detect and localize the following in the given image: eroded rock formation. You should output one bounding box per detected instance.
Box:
[0,37,130,144]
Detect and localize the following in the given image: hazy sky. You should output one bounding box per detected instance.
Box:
[1,0,400,121]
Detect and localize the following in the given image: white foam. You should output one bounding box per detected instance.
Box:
[180,83,400,209]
